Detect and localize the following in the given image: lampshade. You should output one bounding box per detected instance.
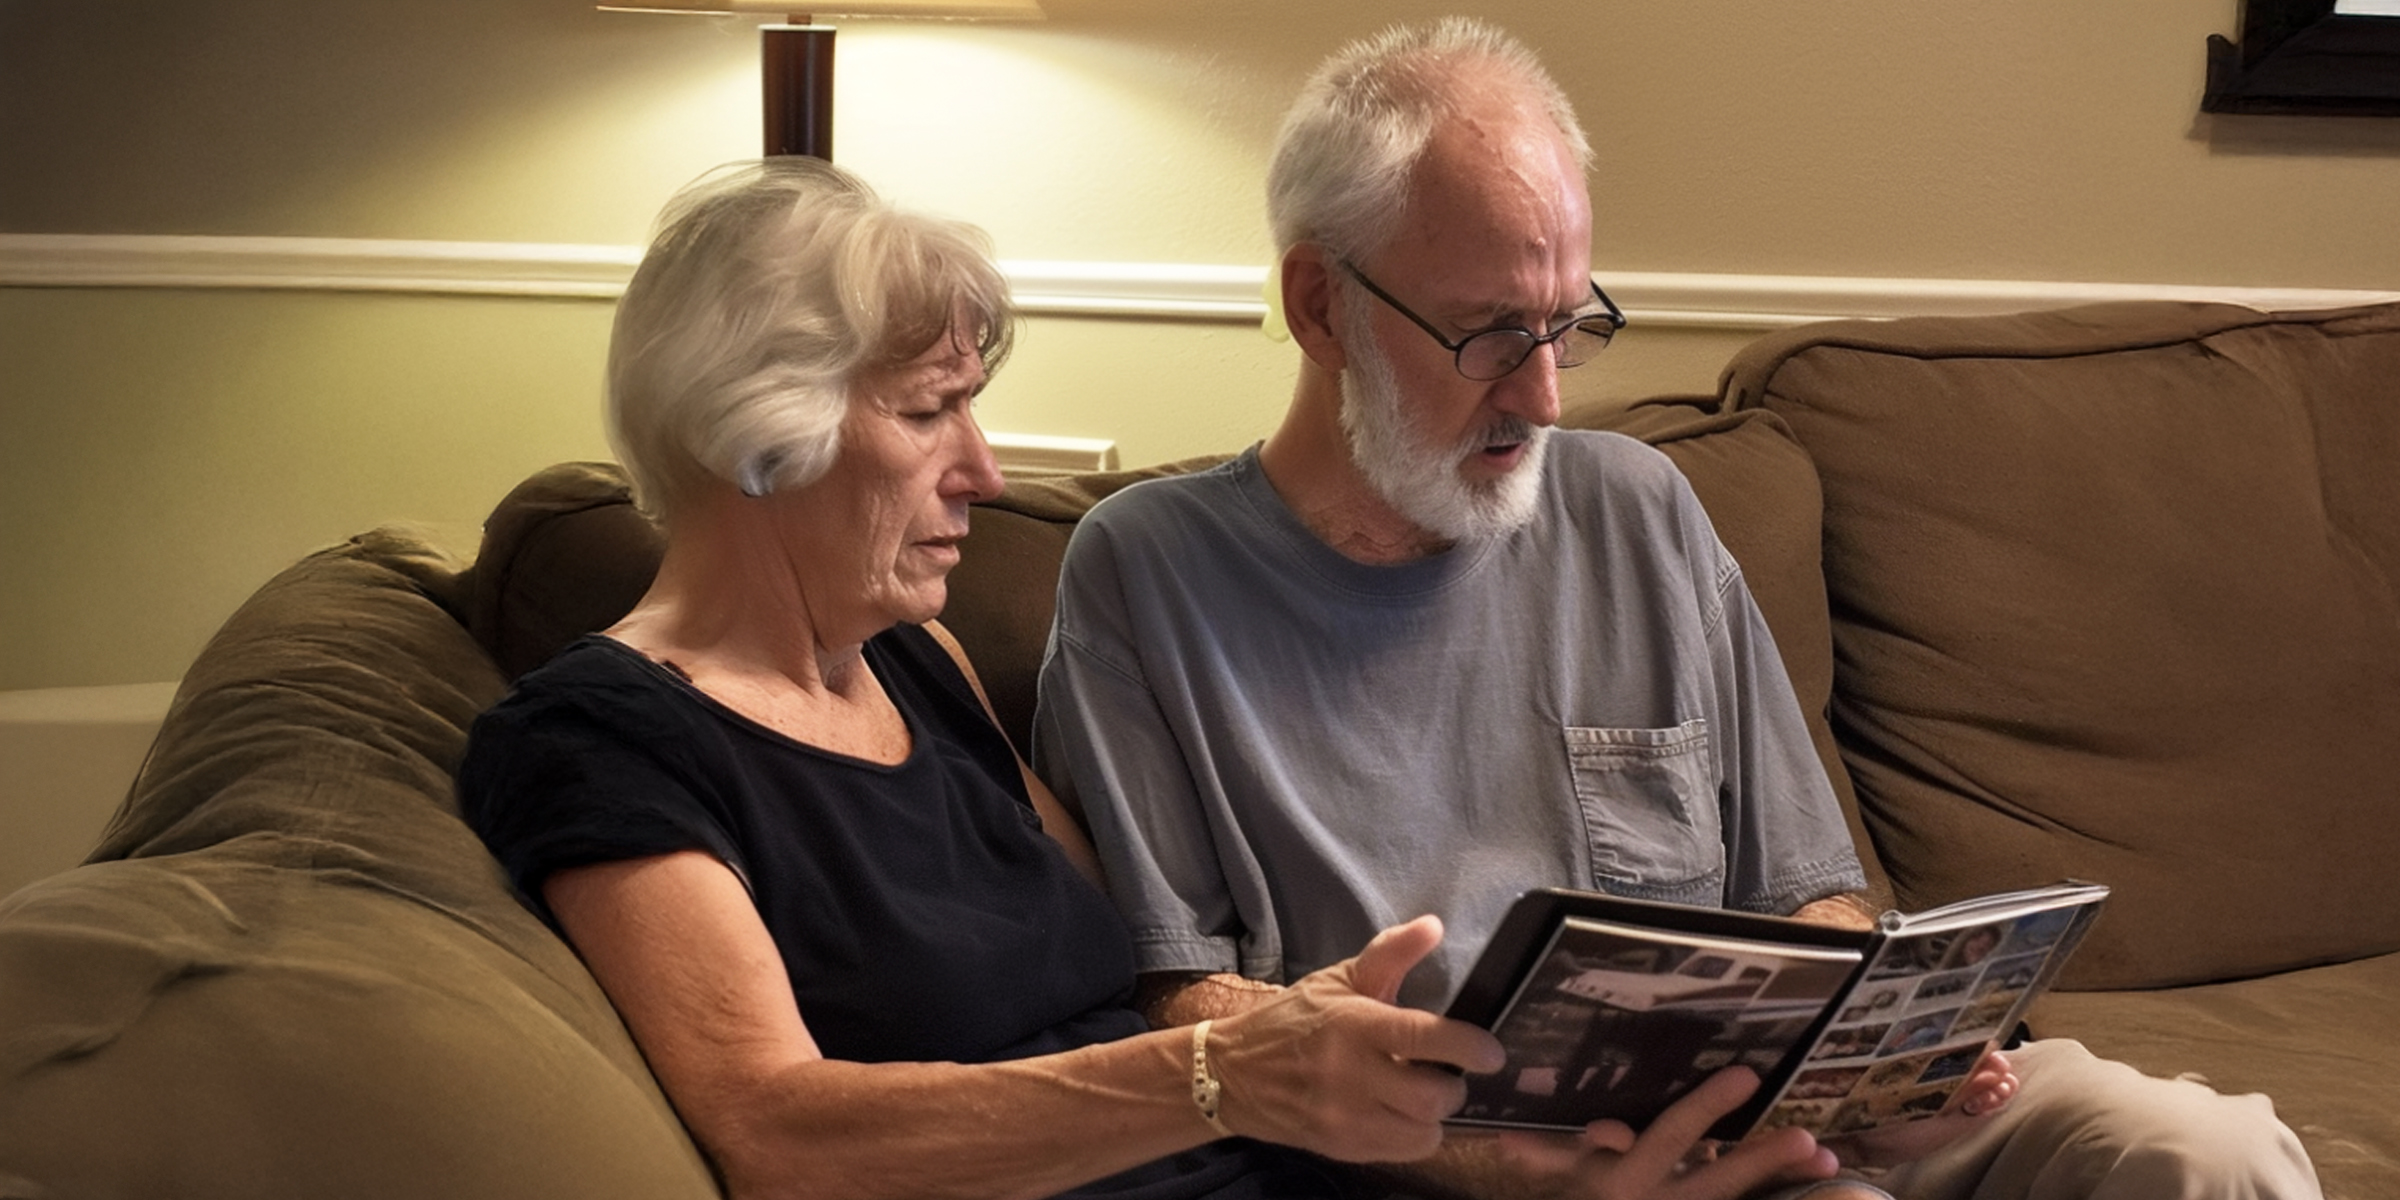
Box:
[599,1,1042,17]
[604,0,1042,158]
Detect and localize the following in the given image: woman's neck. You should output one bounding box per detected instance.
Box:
[606,508,909,764]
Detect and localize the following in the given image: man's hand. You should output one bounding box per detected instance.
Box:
[1821,1049,2018,1170]
[1490,1067,1841,1200]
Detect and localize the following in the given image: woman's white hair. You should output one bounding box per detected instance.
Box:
[1267,17,1592,263]
[607,157,1013,524]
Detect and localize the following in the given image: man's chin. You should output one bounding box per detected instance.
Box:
[1404,435,1547,543]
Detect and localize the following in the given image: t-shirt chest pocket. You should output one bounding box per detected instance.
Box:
[1562,719,1726,905]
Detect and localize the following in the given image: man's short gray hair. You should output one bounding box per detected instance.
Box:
[607,157,1013,524]
[1266,17,1591,263]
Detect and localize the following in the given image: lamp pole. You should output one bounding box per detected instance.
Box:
[763,21,836,158]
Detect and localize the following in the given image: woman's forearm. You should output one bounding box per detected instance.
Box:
[693,1032,1213,1200]
[549,854,1225,1200]
[689,924,1502,1199]
[548,857,1496,1199]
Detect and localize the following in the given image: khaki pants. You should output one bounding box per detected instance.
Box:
[1860,1039,2321,1200]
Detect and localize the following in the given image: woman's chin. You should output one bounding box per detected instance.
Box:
[894,583,950,629]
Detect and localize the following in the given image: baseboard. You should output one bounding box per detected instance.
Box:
[4,233,2395,331]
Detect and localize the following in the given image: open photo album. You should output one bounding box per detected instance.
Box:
[1440,882,2109,1141]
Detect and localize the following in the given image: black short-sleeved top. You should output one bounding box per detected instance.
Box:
[458,627,1337,1199]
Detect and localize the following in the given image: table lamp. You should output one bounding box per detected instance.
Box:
[600,0,1045,159]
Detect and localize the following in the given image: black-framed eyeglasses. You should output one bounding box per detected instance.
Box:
[1338,260,1627,382]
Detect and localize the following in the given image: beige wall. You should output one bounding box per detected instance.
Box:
[0,684,176,897]
[16,2,2400,277]
[4,0,2396,692]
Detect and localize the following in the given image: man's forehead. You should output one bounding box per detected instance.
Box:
[1380,144,1590,306]
[1389,87,1584,223]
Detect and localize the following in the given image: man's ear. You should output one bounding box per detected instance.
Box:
[1281,244,1348,374]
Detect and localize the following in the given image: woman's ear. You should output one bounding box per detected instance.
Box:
[1280,244,1349,374]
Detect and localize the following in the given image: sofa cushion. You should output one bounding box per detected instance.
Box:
[947,456,1232,753]
[2029,950,2400,1200]
[459,463,666,683]
[1725,300,2400,990]
[1566,399,1887,905]
[0,530,717,1199]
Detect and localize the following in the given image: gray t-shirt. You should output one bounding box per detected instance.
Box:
[1032,432,1864,1011]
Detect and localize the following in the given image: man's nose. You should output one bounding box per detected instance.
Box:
[1489,350,1563,428]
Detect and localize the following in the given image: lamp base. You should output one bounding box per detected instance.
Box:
[763,24,835,158]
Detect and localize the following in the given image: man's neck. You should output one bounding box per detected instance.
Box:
[1256,375,1454,566]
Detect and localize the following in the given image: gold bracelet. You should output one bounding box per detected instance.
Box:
[1190,1019,1234,1138]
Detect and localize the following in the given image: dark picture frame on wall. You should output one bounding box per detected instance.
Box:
[2204,0,2400,115]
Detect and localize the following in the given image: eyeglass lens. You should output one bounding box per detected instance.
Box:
[1457,319,1619,381]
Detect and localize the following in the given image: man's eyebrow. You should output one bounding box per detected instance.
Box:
[1429,293,1542,329]
[1448,292,1596,332]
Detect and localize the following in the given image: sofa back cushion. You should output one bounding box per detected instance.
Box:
[461,462,666,682]
[935,459,1221,745]
[0,531,717,1199]
[1725,300,2400,989]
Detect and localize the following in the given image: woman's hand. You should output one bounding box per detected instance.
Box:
[1493,1067,1842,1200]
[1821,1048,2017,1169]
[1205,915,1508,1162]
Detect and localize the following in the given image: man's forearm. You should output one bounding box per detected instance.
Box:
[1135,970,1284,1027]
[1791,892,1879,931]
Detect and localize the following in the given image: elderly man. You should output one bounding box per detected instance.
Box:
[1033,16,2319,1200]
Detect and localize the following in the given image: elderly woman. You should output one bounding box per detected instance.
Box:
[453,158,1501,1200]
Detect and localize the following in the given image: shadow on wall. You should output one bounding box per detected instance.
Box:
[2194,111,2400,156]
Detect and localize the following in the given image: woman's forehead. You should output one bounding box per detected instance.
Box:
[862,332,986,396]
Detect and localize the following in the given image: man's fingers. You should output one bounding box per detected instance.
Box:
[1625,1065,1760,1173]
[1960,1071,2017,1117]
[1492,1071,1835,1200]
[1492,1126,1603,1177]
[1593,1065,1819,1196]
[1956,1048,2019,1117]
[1345,915,1444,1004]
[1581,1119,1638,1156]
[1692,1127,1838,1200]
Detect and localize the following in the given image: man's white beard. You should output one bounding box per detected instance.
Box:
[1337,302,1548,545]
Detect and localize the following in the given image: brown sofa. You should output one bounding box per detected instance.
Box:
[2,299,2394,1198]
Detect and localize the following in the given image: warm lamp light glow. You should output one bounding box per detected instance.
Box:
[601,0,1043,159]
[598,0,1043,17]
